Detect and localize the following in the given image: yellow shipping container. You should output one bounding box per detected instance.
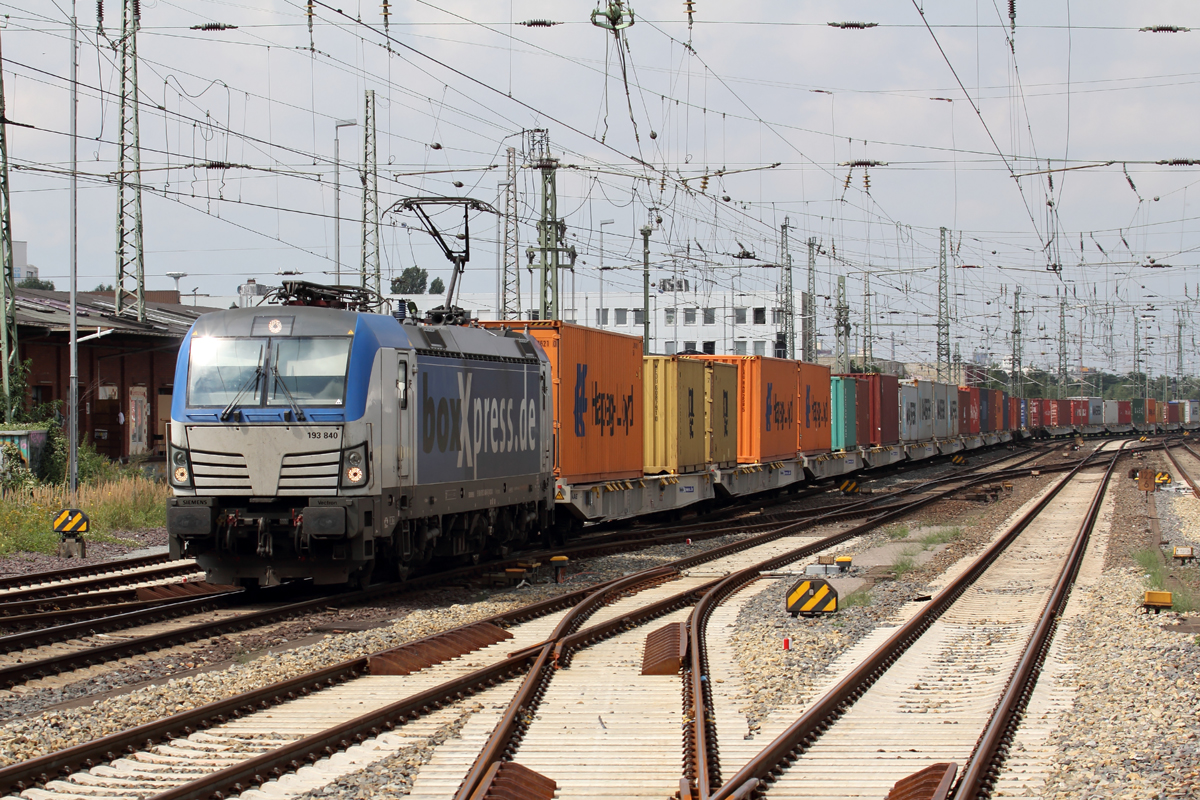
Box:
[705,360,738,468]
[643,356,707,474]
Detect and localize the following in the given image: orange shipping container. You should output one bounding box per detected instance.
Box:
[480,320,643,483]
[686,355,799,463]
[799,362,832,454]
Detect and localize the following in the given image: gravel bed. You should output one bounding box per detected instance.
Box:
[1039,568,1200,800]
[0,531,753,766]
[0,528,168,579]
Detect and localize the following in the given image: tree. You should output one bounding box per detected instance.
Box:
[390,267,427,295]
[17,275,55,291]
[93,283,114,292]
[429,277,445,295]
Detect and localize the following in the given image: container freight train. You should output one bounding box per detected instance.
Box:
[1025,397,1198,437]
[162,292,1179,588]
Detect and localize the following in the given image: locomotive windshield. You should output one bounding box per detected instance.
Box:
[267,338,352,406]
[187,337,265,407]
[187,336,351,408]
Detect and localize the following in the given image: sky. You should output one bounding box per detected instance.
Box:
[5,0,1200,378]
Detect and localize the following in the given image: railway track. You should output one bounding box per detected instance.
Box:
[684,439,1128,800]
[0,446,1056,697]
[1162,438,1200,499]
[0,446,1075,800]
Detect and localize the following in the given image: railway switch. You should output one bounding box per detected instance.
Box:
[786,577,838,616]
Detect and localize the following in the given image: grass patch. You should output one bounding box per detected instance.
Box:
[890,546,920,579]
[1133,548,1197,612]
[887,524,911,541]
[1135,548,1167,590]
[0,475,169,556]
[919,526,964,547]
[841,588,872,607]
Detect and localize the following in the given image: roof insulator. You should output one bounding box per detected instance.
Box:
[827,21,878,29]
[191,22,238,31]
[1140,25,1190,33]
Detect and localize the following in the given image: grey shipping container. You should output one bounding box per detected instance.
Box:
[899,382,920,442]
[1102,400,1120,425]
[917,380,934,440]
[932,383,949,439]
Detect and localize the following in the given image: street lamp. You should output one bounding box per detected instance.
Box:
[598,219,614,328]
[333,119,357,285]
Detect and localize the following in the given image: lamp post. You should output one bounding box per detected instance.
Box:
[598,219,614,328]
[333,119,356,285]
[641,225,651,354]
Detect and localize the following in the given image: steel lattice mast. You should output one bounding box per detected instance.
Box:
[834,275,850,373]
[114,0,145,321]
[360,90,380,295]
[0,31,17,419]
[1058,295,1068,399]
[862,271,873,370]
[936,226,950,383]
[1010,286,1023,398]
[780,217,794,359]
[500,146,520,320]
[804,236,817,363]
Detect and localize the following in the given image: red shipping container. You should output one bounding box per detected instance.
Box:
[1070,400,1088,427]
[690,355,799,463]
[967,388,981,434]
[989,390,1002,432]
[1028,398,1041,428]
[1046,400,1059,427]
[1117,401,1132,424]
[1169,402,1182,424]
[958,388,971,433]
[1146,398,1158,424]
[1009,398,1018,431]
[853,377,871,446]
[860,373,900,446]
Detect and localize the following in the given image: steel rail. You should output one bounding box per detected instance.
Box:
[0,553,177,592]
[0,589,242,654]
[0,443,1063,800]
[0,561,201,604]
[950,441,1126,799]
[699,444,1123,800]
[0,577,615,797]
[1161,441,1200,499]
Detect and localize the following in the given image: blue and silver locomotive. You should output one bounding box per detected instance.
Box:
[166,284,555,588]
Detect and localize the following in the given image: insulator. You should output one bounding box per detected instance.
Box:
[191,22,238,31]
[520,19,562,27]
[700,175,709,192]
[381,0,390,18]
[843,171,852,190]
[827,21,878,29]
[306,0,313,16]
[1140,25,1190,33]
[660,174,666,192]
[131,0,140,19]
[1008,0,1016,24]
[863,171,870,192]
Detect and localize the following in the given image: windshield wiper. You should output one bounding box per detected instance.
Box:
[220,366,263,421]
[271,364,307,422]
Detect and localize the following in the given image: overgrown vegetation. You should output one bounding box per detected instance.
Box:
[890,547,919,579]
[1134,548,1196,613]
[919,526,963,547]
[887,524,910,541]
[0,359,168,556]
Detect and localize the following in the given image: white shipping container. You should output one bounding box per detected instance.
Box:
[1087,397,1104,425]
[1190,401,1200,423]
[1102,400,1120,425]
[948,389,960,437]
[900,383,920,442]
[932,383,949,439]
[917,380,934,441]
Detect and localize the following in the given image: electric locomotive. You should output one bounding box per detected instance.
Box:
[166,283,555,588]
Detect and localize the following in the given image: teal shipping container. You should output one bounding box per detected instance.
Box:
[831,376,857,451]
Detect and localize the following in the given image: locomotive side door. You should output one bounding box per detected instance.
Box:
[396,353,412,481]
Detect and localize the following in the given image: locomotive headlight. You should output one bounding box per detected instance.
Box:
[340,442,369,488]
[168,446,192,487]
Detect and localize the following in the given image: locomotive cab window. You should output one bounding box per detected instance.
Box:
[268,338,352,406]
[187,337,265,407]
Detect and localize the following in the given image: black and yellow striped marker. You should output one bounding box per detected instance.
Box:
[52,509,90,534]
[951,454,966,465]
[786,577,838,616]
[1156,471,1172,485]
[1139,436,1148,442]
[839,480,858,494]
